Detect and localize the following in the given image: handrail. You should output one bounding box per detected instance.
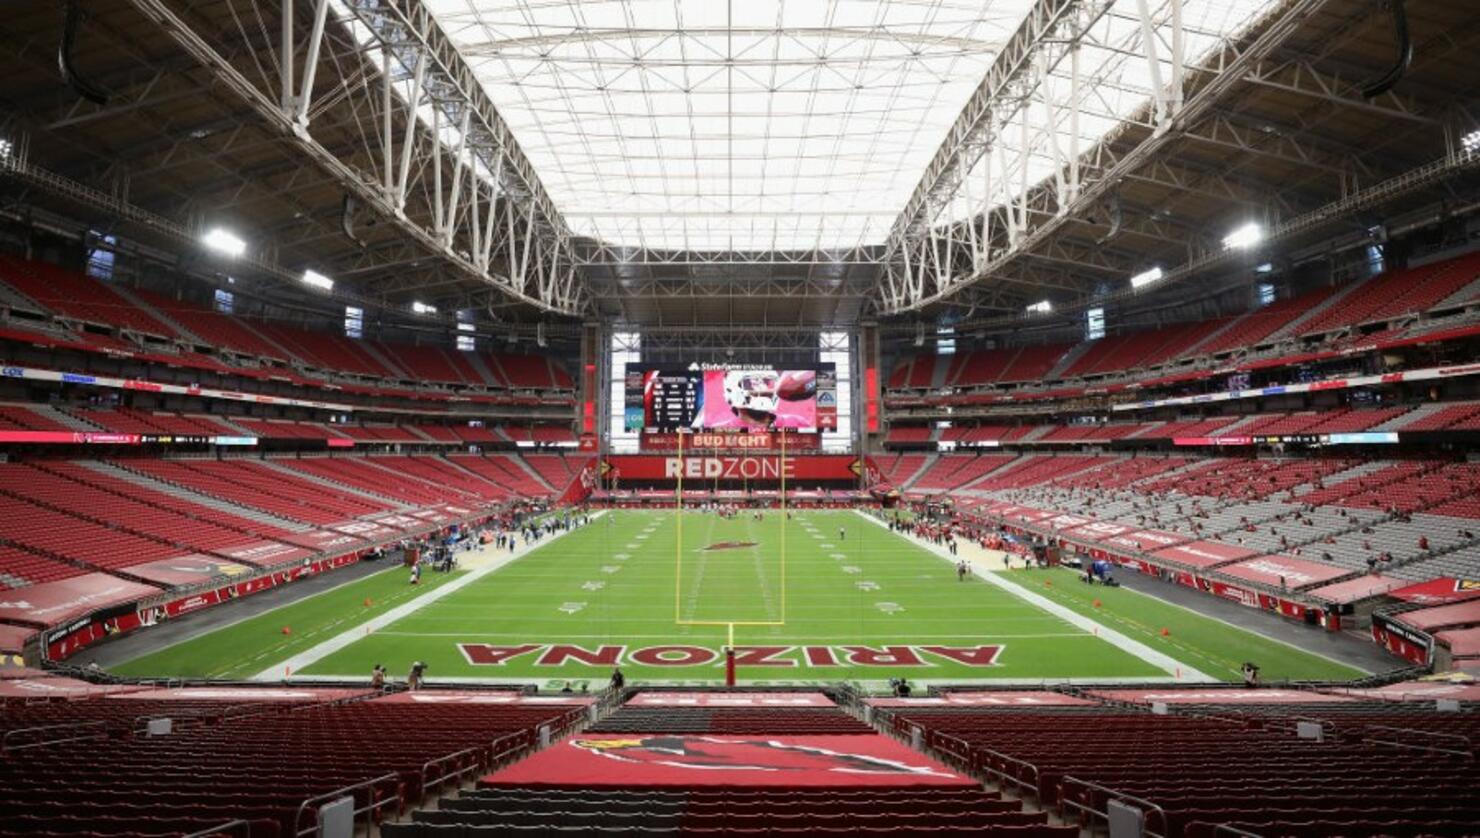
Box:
[928,731,974,770]
[1362,724,1473,758]
[418,744,486,804]
[971,744,1042,799]
[1210,824,1265,837]
[1,720,107,755]
[182,818,250,838]
[1060,775,1171,838]
[291,772,399,838]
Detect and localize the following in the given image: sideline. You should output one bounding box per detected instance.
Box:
[854,510,1214,683]
[251,512,605,681]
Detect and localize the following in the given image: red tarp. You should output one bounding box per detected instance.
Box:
[0,677,144,700]
[1388,577,1480,606]
[1396,600,1480,632]
[1086,688,1358,705]
[1436,626,1480,657]
[0,624,35,653]
[1104,529,1187,552]
[216,541,315,567]
[483,734,975,788]
[1150,540,1254,569]
[123,556,258,587]
[1068,521,1138,542]
[1321,679,1480,703]
[1044,513,1094,531]
[866,691,1097,707]
[0,573,160,625]
[626,692,834,708]
[372,691,595,705]
[1218,555,1352,590]
[0,665,46,679]
[106,687,373,702]
[1306,574,1405,604]
[282,528,365,551]
[330,520,404,541]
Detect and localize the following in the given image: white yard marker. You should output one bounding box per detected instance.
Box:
[251,513,604,680]
[853,510,1212,682]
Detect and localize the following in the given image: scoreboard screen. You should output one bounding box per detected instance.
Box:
[625,364,835,433]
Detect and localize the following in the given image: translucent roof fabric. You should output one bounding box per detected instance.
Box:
[424,0,1278,253]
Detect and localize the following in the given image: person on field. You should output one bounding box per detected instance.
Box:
[407,661,426,691]
[609,666,626,691]
[838,526,845,541]
[370,664,385,689]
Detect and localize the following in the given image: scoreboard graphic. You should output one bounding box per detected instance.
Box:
[625,363,835,433]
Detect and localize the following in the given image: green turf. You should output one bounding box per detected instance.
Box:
[110,510,1364,687]
[110,564,464,679]
[999,568,1366,682]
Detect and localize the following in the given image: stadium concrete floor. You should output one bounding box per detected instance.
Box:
[1110,570,1398,674]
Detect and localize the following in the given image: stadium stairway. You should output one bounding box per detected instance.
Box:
[29,404,104,432]
[80,460,315,533]
[106,284,208,346]
[1263,272,1378,341]
[461,351,504,387]
[256,458,419,510]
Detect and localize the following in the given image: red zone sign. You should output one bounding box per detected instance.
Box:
[604,455,860,482]
[457,644,1003,668]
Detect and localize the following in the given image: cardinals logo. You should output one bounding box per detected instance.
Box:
[570,736,955,776]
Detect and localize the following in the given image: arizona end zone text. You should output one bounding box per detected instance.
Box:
[457,643,1005,668]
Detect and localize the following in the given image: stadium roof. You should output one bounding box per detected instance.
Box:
[1,0,1476,332]
[421,0,1276,254]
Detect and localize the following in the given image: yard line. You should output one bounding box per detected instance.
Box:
[249,512,606,681]
[854,510,1215,683]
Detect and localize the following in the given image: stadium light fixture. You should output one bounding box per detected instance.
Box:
[1129,266,1164,289]
[201,228,246,258]
[0,138,12,159]
[1463,129,1480,155]
[1222,222,1263,250]
[412,301,437,315]
[301,269,334,291]
[1026,300,1053,314]
[456,322,476,332]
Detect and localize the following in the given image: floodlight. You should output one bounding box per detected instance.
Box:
[1130,266,1164,289]
[301,269,334,291]
[412,301,437,315]
[1026,300,1053,314]
[1222,222,1263,250]
[201,228,246,258]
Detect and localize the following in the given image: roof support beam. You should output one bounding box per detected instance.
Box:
[122,0,586,315]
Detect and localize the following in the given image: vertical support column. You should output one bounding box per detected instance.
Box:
[860,323,881,441]
[1068,32,1081,205]
[395,51,427,212]
[280,0,294,112]
[381,42,394,197]
[293,0,332,128]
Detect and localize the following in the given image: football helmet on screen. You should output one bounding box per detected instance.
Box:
[724,370,779,421]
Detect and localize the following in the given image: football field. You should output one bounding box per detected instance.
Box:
[112,510,1366,688]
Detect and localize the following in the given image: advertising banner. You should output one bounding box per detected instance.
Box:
[641,431,821,451]
[604,455,860,482]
